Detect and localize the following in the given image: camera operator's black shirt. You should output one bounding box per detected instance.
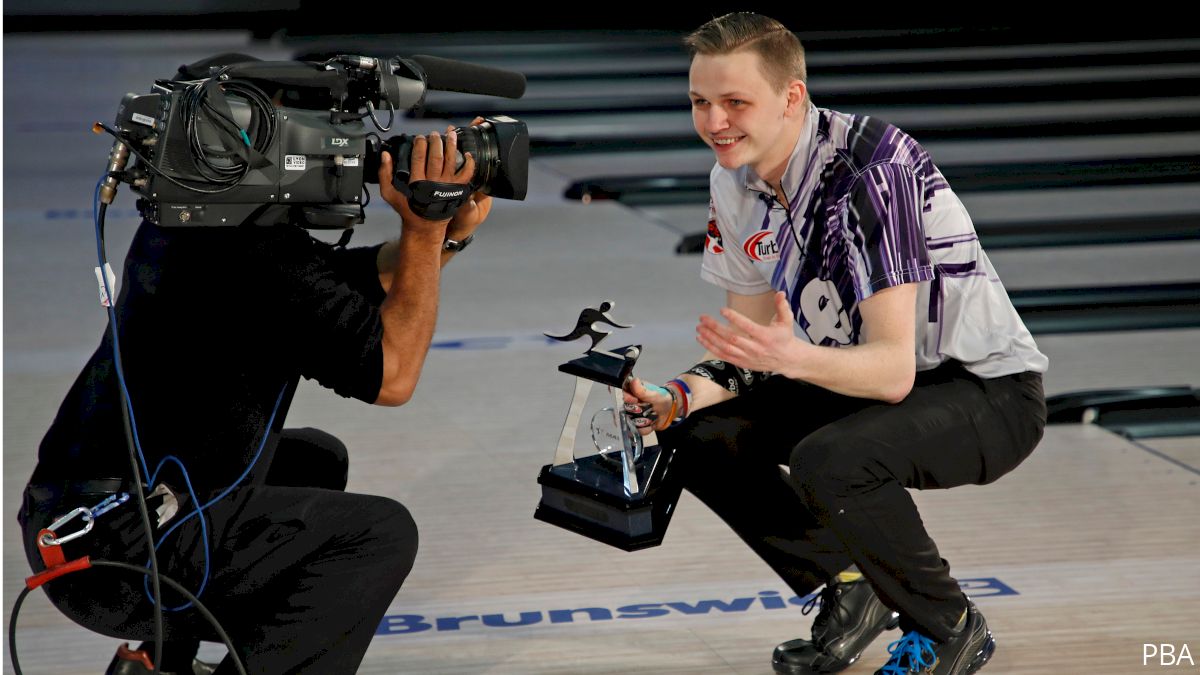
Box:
[32,220,386,496]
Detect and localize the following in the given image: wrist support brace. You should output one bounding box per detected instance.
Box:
[685,360,772,396]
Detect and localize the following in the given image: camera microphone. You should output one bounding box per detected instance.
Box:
[410,55,526,99]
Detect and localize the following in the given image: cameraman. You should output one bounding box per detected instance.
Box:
[17,126,489,674]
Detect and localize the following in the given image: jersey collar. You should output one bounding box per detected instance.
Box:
[741,102,820,199]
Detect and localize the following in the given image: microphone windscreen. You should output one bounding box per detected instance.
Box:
[410,54,526,99]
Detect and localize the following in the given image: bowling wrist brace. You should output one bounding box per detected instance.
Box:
[684,360,772,397]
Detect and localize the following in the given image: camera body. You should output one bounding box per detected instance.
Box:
[118,85,368,228]
[107,55,528,229]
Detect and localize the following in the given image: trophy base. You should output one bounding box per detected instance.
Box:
[534,444,683,551]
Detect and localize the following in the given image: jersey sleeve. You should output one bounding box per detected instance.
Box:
[846,161,934,300]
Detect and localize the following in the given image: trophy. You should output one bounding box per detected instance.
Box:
[534,302,683,551]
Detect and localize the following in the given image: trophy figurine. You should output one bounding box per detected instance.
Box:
[534,301,683,551]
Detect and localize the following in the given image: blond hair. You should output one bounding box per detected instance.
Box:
[684,12,806,93]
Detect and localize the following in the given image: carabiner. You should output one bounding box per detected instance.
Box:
[39,506,94,547]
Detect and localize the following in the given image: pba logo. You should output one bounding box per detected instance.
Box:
[706,219,724,254]
[705,213,724,255]
[743,230,780,262]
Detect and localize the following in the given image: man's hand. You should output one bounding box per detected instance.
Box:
[697,291,802,376]
[446,118,493,240]
[378,129,477,228]
[622,377,676,435]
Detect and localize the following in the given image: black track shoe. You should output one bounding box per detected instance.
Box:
[874,600,995,674]
[773,577,901,674]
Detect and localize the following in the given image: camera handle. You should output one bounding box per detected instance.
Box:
[392,180,472,221]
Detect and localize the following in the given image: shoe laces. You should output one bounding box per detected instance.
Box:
[880,631,938,675]
[800,587,827,617]
[801,583,841,643]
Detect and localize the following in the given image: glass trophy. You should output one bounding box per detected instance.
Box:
[534,302,683,551]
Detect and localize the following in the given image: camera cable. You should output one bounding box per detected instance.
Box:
[181,76,276,188]
[9,560,247,675]
[92,176,289,611]
[6,176,279,673]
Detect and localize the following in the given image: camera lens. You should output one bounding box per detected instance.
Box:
[364,115,526,201]
[454,122,498,192]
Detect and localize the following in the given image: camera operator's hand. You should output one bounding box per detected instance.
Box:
[372,132,476,408]
[378,130,477,227]
[446,119,493,239]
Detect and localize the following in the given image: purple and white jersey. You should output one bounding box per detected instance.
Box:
[701,105,1047,378]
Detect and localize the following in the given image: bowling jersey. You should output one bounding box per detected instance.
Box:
[700,104,1047,378]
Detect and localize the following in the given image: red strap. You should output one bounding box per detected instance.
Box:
[116,643,156,670]
[35,528,65,568]
[25,556,91,590]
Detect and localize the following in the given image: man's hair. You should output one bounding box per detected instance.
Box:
[684,12,806,94]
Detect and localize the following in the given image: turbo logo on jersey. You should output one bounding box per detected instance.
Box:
[743,230,780,262]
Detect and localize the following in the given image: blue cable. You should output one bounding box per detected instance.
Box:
[94,177,150,481]
[143,456,209,611]
[93,175,287,611]
[143,385,286,610]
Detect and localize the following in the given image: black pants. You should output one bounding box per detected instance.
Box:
[658,362,1045,642]
[19,428,418,674]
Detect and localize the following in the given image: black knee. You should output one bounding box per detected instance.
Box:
[789,431,890,516]
[270,428,349,490]
[368,496,419,580]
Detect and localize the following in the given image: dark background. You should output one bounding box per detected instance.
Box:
[4,2,1190,43]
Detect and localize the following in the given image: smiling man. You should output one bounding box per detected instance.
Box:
[622,12,1048,675]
